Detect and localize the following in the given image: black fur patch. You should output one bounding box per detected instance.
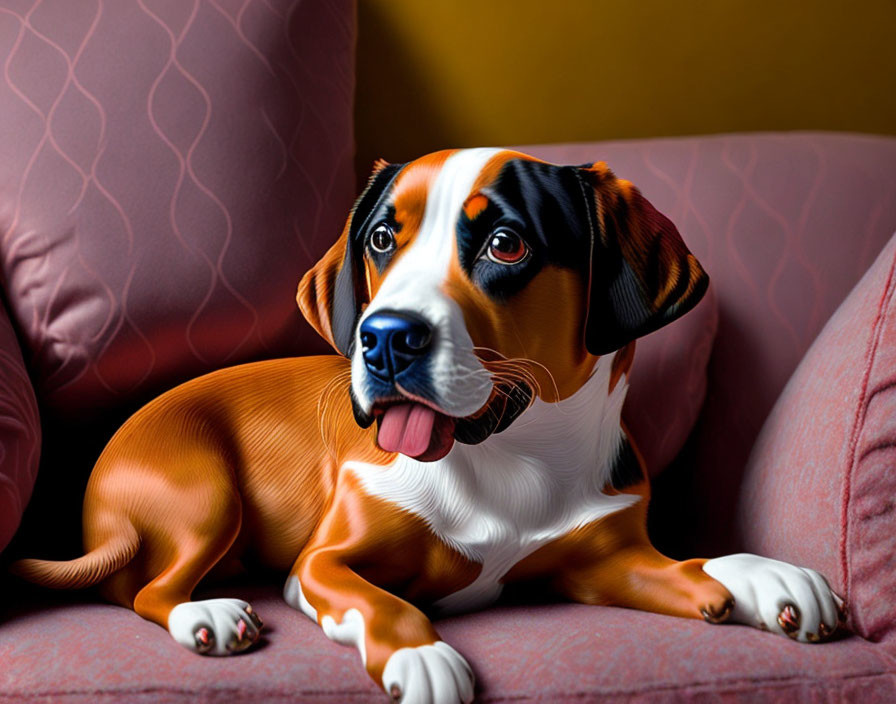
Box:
[331,163,405,356]
[453,382,533,445]
[455,160,592,302]
[609,435,644,490]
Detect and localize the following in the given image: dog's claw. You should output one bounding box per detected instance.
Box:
[833,592,849,623]
[818,622,833,639]
[777,604,801,636]
[245,605,264,628]
[194,627,213,653]
[701,598,734,624]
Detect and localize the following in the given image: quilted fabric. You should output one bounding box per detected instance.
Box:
[0,0,355,415]
[525,134,896,552]
[739,233,896,645]
[0,303,39,553]
[1,586,894,703]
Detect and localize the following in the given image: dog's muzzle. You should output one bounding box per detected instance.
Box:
[357,310,456,460]
[356,310,532,463]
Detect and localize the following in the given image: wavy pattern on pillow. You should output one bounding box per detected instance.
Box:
[0,0,356,415]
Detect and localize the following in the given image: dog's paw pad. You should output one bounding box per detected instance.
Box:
[168,598,262,656]
[383,641,474,704]
[703,554,844,643]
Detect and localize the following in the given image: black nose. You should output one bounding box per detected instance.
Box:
[359,311,433,380]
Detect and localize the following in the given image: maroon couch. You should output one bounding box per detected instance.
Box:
[2,2,896,701]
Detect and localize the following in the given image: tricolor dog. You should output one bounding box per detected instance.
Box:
[14,149,846,703]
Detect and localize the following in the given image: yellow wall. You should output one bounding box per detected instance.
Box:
[355,0,896,175]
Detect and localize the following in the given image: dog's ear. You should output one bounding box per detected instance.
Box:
[297,160,402,356]
[578,162,708,356]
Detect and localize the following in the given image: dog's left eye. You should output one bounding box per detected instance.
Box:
[369,224,396,254]
[485,229,529,265]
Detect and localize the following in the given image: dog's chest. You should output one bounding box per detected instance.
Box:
[343,362,640,614]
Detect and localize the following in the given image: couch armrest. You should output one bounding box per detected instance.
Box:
[738,233,896,644]
[0,302,40,554]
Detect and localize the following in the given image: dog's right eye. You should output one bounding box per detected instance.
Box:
[369,224,396,254]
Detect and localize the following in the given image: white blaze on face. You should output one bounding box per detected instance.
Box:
[352,148,501,417]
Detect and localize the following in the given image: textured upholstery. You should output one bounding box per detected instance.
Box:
[524,134,896,553]
[740,232,896,645]
[0,302,39,553]
[624,287,717,477]
[0,0,355,416]
[2,587,895,703]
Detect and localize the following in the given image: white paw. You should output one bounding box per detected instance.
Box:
[168,598,263,655]
[382,641,474,704]
[703,553,846,642]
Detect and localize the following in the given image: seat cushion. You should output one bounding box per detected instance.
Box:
[1,585,894,703]
[0,0,356,417]
[739,232,896,646]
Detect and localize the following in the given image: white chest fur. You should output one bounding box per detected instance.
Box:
[343,358,640,614]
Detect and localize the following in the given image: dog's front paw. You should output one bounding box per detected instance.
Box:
[703,554,847,642]
[382,641,474,704]
[168,598,263,655]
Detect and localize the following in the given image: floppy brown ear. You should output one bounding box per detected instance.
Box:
[297,159,402,356]
[297,222,353,354]
[579,162,708,356]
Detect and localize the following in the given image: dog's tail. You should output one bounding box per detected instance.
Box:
[11,524,140,589]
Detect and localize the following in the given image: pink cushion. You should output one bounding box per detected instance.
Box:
[624,286,717,477]
[1,587,893,702]
[0,305,40,553]
[739,232,896,645]
[525,134,896,548]
[0,0,355,416]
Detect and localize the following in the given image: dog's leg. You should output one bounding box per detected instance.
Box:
[557,545,845,642]
[282,474,475,703]
[557,545,737,623]
[286,550,473,702]
[133,553,263,656]
[122,466,263,656]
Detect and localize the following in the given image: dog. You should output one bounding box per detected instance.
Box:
[14,148,847,704]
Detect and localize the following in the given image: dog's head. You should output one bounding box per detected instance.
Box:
[298,149,707,461]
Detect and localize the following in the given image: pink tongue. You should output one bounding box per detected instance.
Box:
[377,403,437,457]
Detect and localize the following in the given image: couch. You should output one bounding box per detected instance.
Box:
[1,2,895,701]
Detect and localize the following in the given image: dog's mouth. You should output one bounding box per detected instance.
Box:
[369,381,533,462]
[374,402,457,462]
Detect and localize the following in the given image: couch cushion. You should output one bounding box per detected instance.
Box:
[739,232,896,645]
[1,585,894,703]
[0,0,355,416]
[524,134,896,551]
[0,303,40,553]
[622,286,717,477]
